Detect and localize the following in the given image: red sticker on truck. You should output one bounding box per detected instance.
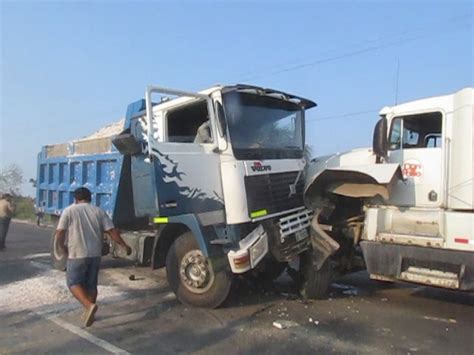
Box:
[454,237,474,245]
[402,159,423,178]
[251,161,272,172]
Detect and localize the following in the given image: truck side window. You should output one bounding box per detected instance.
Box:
[166,100,212,143]
[389,112,442,150]
[389,118,402,150]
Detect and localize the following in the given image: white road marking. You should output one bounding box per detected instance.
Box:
[423,315,457,324]
[23,252,51,259]
[44,314,130,354]
[30,261,52,271]
[22,254,173,354]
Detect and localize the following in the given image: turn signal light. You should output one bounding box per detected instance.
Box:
[233,253,250,268]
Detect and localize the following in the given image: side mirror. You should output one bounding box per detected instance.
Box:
[373,118,387,161]
[112,132,142,155]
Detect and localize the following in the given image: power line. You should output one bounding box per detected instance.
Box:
[306,109,379,124]
[238,15,472,82]
[236,14,472,82]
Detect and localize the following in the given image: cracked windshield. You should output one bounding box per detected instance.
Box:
[224,91,304,159]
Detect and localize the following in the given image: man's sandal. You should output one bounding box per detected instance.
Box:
[84,304,98,327]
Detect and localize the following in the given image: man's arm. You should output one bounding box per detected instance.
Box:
[55,229,68,255]
[105,228,132,255]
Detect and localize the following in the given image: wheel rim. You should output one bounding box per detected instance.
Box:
[53,238,65,260]
[179,250,215,294]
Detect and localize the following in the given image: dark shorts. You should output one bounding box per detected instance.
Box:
[66,257,101,290]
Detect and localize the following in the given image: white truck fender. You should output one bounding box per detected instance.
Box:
[304,163,403,208]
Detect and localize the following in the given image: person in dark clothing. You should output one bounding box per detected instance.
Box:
[0,193,15,250]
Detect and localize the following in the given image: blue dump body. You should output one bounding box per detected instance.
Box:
[36,99,150,227]
[36,131,126,221]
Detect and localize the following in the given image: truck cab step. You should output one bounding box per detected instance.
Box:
[399,266,459,289]
[377,232,443,248]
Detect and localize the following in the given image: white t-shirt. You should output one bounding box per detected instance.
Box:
[57,203,114,259]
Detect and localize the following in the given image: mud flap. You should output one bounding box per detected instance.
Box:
[309,210,340,270]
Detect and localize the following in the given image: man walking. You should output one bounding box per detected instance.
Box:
[0,193,15,250]
[54,187,131,327]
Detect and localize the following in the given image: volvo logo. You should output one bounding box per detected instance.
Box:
[251,161,272,172]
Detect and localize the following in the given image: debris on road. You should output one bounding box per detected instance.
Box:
[273,320,299,329]
[342,289,359,296]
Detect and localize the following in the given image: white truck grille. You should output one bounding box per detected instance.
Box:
[278,208,313,240]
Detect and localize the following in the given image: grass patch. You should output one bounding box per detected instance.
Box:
[13,196,36,221]
[12,196,55,225]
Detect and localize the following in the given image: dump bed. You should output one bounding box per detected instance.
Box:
[36,121,132,223]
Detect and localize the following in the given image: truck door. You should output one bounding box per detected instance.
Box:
[151,99,225,218]
[386,111,443,207]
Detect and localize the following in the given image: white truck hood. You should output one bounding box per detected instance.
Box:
[305,147,402,206]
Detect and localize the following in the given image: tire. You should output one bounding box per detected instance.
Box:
[166,231,232,308]
[50,231,67,271]
[299,250,332,300]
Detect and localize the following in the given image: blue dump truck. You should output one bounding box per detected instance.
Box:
[37,84,320,308]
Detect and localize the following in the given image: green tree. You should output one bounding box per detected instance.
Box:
[0,164,24,195]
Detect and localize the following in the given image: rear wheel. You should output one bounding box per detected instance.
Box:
[50,231,67,271]
[166,231,232,308]
[299,250,332,299]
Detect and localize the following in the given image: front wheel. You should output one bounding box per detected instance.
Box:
[166,231,232,308]
[299,250,332,299]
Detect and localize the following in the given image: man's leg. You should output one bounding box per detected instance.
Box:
[87,289,98,303]
[70,285,94,308]
[0,217,9,249]
[67,258,98,326]
[83,257,101,327]
[85,257,101,303]
[67,259,93,307]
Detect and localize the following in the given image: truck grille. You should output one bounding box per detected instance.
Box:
[245,171,304,216]
[279,208,313,241]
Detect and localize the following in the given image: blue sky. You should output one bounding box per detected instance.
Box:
[1,0,473,196]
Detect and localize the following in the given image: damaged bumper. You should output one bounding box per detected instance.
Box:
[227,225,269,273]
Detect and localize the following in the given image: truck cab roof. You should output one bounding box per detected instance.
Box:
[379,87,473,117]
[150,84,316,112]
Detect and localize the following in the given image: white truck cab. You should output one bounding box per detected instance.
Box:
[304,88,474,293]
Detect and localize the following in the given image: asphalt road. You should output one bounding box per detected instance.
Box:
[1,222,473,354]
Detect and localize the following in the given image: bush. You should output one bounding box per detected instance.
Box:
[13,196,36,221]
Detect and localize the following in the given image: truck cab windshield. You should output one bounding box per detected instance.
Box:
[223,91,304,160]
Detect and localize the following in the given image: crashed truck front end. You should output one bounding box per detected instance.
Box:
[116,84,320,307]
[217,85,318,275]
[303,148,402,281]
[303,88,474,293]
